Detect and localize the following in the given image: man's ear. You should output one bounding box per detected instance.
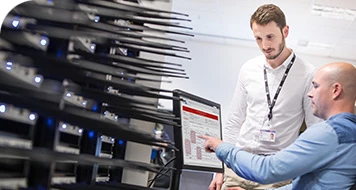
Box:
[283,25,289,38]
[332,83,342,100]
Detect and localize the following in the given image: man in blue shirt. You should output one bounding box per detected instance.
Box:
[200,62,356,189]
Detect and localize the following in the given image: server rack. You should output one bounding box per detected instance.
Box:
[0,0,192,189]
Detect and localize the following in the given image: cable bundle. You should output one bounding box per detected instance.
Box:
[0,0,192,189]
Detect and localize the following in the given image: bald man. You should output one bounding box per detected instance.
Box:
[201,62,356,189]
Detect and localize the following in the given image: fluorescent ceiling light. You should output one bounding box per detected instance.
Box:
[298,40,334,49]
[307,42,333,49]
[312,4,356,20]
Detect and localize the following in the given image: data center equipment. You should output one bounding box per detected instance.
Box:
[0,0,192,189]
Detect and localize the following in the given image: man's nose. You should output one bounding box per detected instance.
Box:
[262,40,271,50]
[307,90,313,98]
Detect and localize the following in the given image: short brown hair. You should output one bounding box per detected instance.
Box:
[250,4,286,30]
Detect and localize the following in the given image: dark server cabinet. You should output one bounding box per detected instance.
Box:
[0,0,192,189]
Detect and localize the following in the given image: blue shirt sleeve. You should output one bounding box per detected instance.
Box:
[215,122,338,184]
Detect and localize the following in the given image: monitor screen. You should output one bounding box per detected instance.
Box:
[173,90,223,173]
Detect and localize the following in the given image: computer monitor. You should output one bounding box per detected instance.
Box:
[173,89,223,173]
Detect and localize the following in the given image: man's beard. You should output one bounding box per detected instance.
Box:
[266,37,285,60]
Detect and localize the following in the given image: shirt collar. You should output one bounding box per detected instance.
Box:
[264,51,295,69]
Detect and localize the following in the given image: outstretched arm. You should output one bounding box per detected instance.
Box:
[201,123,338,184]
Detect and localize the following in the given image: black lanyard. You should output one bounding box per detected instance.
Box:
[264,54,296,120]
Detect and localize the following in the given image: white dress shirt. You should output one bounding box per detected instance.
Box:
[223,53,321,154]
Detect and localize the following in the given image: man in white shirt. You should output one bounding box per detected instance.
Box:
[209,4,321,190]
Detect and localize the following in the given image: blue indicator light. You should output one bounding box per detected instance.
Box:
[88,131,95,138]
[46,118,53,126]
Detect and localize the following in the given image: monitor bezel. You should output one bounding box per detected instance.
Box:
[173,89,224,173]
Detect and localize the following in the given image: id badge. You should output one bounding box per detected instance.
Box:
[259,129,276,142]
